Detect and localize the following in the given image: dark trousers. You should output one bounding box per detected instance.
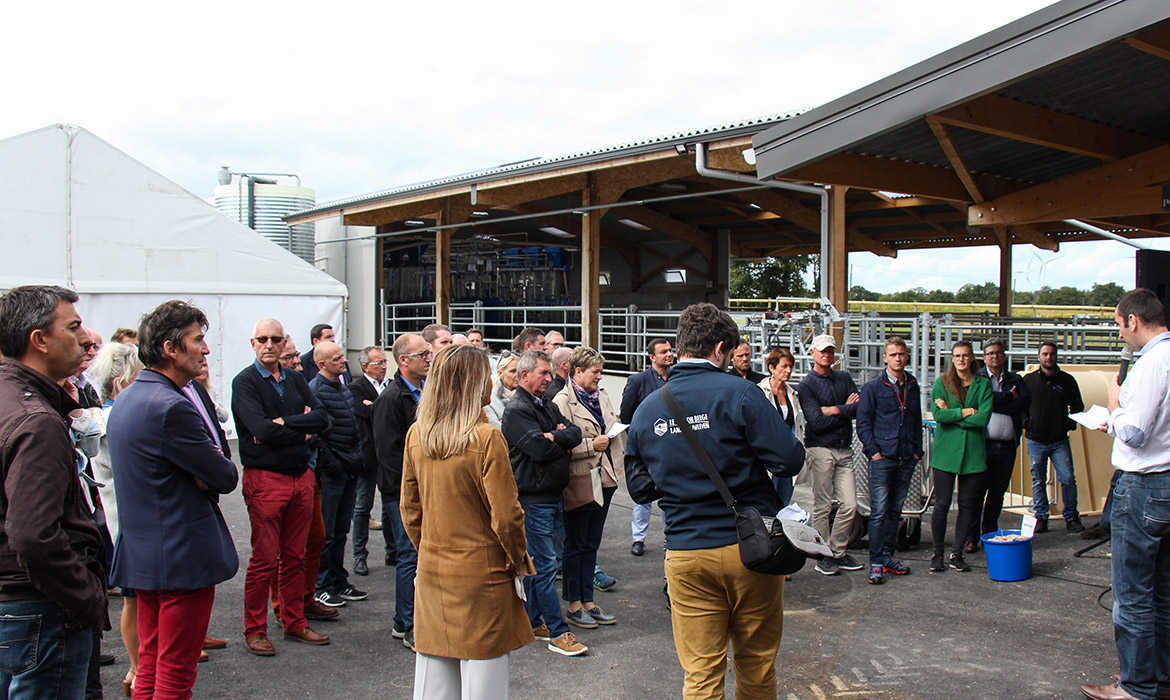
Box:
[135,586,215,700]
[931,469,985,556]
[0,600,92,699]
[972,439,1019,541]
[868,457,915,567]
[563,487,615,604]
[317,470,357,594]
[352,473,389,562]
[384,498,417,630]
[1100,469,1122,530]
[1111,471,1170,700]
[772,475,794,507]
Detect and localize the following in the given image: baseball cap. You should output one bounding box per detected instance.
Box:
[811,334,836,351]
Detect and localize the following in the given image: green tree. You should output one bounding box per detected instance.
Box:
[729,255,814,299]
[954,282,999,304]
[892,287,928,302]
[924,289,956,303]
[1036,285,1086,305]
[1087,282,1125,307]
[849,285,880,301]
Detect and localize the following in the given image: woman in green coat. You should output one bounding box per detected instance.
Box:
[929,340,992,573]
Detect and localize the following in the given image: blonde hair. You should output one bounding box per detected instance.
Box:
[415,344,492,459]
[568,346,605,375]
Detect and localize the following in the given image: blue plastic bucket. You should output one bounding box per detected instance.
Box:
[980,529,1033,582]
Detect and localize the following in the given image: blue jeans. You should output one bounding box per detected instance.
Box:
[631,502,651,542]
[867,457,915,567]
[351,473,383,562]
[552,505,565,571]
[1026,438,1078,520]
[1110,470,1170,700]
[563,488,614,604]
[1100,469,1122,531]
[0,600,92,699]
[317,469,357,593]
[521,502,568,638]
[384,499,417,630]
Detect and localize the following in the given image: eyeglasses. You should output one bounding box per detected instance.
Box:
[402,349,432,360]
[254,336,283,346]
[366,360,387,366]
[278,353,299,361]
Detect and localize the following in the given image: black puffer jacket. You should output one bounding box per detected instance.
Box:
[501,388,582,504]
[309,374,362,474]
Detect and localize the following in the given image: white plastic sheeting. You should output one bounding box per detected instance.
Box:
[0,124,348,431]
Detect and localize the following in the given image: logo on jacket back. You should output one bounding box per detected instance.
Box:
[652,414,711,437]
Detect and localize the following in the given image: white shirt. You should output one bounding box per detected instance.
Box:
[1107,331,1170,473]
[364,373,388,395]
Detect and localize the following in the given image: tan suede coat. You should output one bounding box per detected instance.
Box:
[401,422,536,659]
[551,383,625,493]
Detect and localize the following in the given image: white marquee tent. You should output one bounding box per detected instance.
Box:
[0,124,348,429]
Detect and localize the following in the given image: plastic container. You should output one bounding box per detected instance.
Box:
[980,529,1034,582]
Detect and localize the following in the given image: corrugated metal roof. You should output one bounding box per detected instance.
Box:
[293,111,800,219]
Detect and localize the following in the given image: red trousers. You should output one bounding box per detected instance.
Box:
[133,586,215,700]
[243,468,314,636]
[270,474,325,617]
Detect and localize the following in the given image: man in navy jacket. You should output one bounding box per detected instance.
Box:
[232,317,331,656]
[856,336,922,584]
[107,301,239,696]
[619,337,673,556]
[625,303,804,698]
[798,334,862,575]
[972,338,1030,547]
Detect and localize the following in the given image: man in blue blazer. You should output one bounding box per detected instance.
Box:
[107,301,239,698]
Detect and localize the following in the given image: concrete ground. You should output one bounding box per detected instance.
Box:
[97,374,1119,698]
[100,484,1116,699]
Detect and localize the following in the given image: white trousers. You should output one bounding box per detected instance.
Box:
[413,652,510,700]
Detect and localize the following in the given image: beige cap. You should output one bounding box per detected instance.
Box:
[810,334,837,351]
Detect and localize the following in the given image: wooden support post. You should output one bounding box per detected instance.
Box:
[829,186,849,313]
[435,201,452,327]
[998,237,1013,317]
[580,175,601,349]
[829,185,849,346]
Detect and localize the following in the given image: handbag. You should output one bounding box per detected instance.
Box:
[563,462,604,511]
[661,385,827,575]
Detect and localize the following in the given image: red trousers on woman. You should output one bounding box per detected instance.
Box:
[133,586,215,700]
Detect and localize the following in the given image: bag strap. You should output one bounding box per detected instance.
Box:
[660,385,736,511]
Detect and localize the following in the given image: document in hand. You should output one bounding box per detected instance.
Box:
[1069,404,1110,430]
[606,422,629,438]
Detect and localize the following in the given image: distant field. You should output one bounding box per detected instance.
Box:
[729,298,1115,318]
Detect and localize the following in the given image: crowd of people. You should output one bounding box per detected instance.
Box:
[0,284,1165,700]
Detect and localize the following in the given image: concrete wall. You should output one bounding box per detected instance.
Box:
[314,217,379,364]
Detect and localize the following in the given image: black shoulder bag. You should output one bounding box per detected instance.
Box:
[660,385,807,575]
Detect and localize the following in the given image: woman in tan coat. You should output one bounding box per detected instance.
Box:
[401,344,536,700]
[551,347,625,629]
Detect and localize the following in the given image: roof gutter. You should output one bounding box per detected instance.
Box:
[693,142,839,321]
[1062,219,1152,250]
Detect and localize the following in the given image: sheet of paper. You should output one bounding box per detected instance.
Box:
[514,575,527,602]
[607,422,629,438]
[1069,404,1110,430]
[1021,514,1037,538]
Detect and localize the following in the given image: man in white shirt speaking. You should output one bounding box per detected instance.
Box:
[1082,288,1170,700]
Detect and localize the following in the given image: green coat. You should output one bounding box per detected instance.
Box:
[929,375,992,475]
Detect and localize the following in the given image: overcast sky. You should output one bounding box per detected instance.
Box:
[7,0,1166,294]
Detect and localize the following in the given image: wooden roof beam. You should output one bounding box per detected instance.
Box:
[968,143,1170,225]
[734,189,896,258]
[1124,22,1170,62]
[932,94,1162,161]
[926,117,985,202]
[620,205,714,263]
[782,152,981,202]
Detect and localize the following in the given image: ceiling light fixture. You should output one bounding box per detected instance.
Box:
[539,226,574,238]
[618,218,650,230]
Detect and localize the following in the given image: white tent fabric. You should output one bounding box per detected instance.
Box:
[0,124,348,432]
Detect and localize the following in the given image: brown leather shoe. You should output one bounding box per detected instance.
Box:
[202,635,227,650]
[1081,682,1139,699]
[304,600,341,621]
[284,626,330,645]
[245,633,276,657]
[198,650,209,663]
